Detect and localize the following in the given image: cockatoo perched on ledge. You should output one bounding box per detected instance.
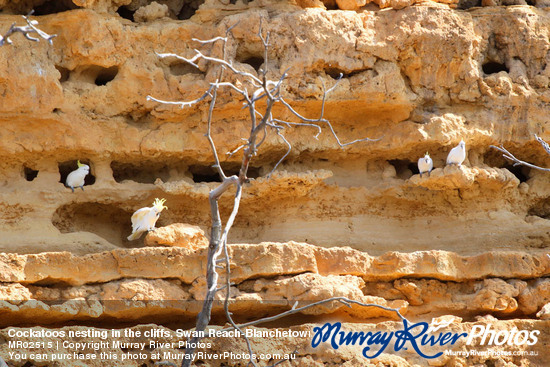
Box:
[418,152,433,178]
[446,140,466,166]
[127,198,168,241]
[66,160,89,192]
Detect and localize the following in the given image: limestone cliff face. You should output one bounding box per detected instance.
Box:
[1,0,550,366]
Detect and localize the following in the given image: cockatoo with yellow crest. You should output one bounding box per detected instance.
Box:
[66,160,89,192]
[418,152,433,178]
[127,198,168,241]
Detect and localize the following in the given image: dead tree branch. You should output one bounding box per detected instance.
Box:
[0,12,56,46]
[148,19,382,367]
[219,297,406,333]
[490,134,550,172]
[535,134,550,155]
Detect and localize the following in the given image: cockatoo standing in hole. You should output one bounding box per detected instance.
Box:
[446,140,466,166]
[418,152,433,177]
[66,160,89,192]
[127,198,168,241]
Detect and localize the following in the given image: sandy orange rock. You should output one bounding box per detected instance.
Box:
[0,2,549,366]
[144,223,209,249]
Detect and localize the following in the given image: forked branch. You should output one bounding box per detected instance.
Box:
[0,12,56,46]
[220,296,407,333]
[490,134,550,172]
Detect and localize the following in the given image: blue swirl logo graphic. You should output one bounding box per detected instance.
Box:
[311,320,467,359]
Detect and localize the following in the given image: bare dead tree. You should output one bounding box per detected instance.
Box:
[147,20,392,367]
[0,11,56,46]
[490,134,550,172]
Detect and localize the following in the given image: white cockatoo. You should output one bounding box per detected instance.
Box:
[127,198,168,241]
[446,140,466,166]
[66,160,90,192]
[418,152,433,177]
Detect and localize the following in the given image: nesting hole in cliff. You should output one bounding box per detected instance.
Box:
[111,161,189,184]
[189,165,260,183]
[482,61,508,75]
[178,0,205,20]
[94,66,119,86]
[33,0,77,15]
[504,164,529,183]
[483,150,530,183]
[32,277,73,287]
[325,67,363,79]
[55,65,70,83]
[236,41,266,73]
[528,197,550,219]
[457,0,481,9]
[326,67,344,79]
[388,159,415,180]
[116,6,135,21]
[23,166,38,181]
[74,65,119,86]
[407,162,420,175]
[58,160,95,190]
[52,203,134,247]
[240,56,264,72]
[189,165,223,183]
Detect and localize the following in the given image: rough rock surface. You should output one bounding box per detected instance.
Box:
[143,222,209,248]
[1,0,550,366]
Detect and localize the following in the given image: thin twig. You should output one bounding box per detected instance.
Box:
[192,36,227,44]
[206,85,225,180]
[219,185,261,367]
[192,22,239,45]
[535,134,550,155]
[268,127,292,176]
[146,86,214,109]
[0,12,56,46]
[156,51,201,69]
[490,143,550,172]
[278,76,382,147]
[227,143,247,157]
[258,17,269,80]
[195,49,262,84]
[272,118,322,139]
[212,81,247,95]
[255,124,268,149]
[220,297,407,332]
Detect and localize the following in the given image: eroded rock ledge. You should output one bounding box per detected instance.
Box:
[0,243,549,327]
[1,243,549,285]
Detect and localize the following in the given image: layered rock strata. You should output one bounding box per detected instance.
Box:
[1,0,550,366]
